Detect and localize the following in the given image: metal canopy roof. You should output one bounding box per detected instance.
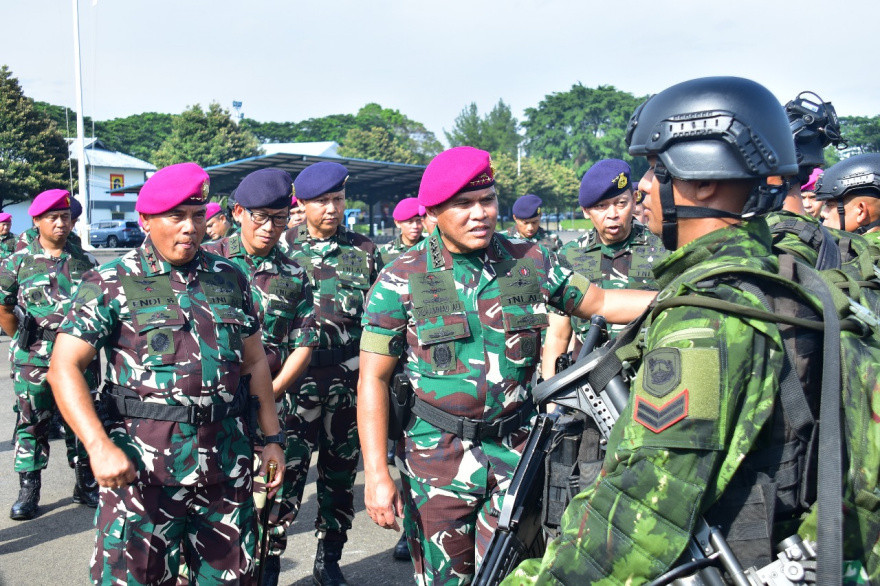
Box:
[112,153,426,203]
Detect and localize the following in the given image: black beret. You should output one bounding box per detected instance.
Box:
[69,197,83,220]
[235,168,294,210]
[294,162,349,201]
[579,159,632,208]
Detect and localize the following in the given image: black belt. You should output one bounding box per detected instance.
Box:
[310,341,359,368]
[101,382,247,425]
[411,396,535,441]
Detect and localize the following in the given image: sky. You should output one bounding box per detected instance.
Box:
[2,0,878,147]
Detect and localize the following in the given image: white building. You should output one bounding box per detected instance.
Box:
[5,138,156,235]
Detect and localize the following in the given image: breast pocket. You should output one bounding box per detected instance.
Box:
[131,307,186,368]
[501,306,548,367]
[212,304,248,361]
[263,304,298,344]
[414,313,471,375]
[336,274,370,318]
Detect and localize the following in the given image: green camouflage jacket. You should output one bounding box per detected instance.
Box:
[506,225,563,253]
[0,234,98,367]
[379,234,424,268]
[559,221,665,343]
[361,230,590,493]
[766,209,876,267]
[507,219,788,585]
[279,224,381,351]
[0,233,17,259]
[15,226,83,254]
[59,238,260,486]
[203,232,319,375]
[862,229,880,250]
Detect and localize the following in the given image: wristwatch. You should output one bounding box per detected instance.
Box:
[263,432,286,447]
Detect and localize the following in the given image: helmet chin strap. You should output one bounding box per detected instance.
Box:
[855,217,880,235]
[837,201,847,233]
[654,162,742,251]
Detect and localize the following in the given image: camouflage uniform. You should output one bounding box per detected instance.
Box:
[506,219,813,585]
[379,234,424,267]
[59,238,262,585]
[203,232,319,557]
[361,231,590,585]
[0,234,98,472]
[558,220,665,348]
[0,232,17,259]
[505,225,563,253]
[278,223,381,542]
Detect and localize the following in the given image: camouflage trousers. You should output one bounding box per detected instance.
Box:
[268,363,360,553]
[400,472,506,586]
[91,480,256,586]
[12,364,88,472]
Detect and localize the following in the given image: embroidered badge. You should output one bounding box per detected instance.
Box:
[431,343,454,370]
[633,389,688,433]
[642,348,681,398]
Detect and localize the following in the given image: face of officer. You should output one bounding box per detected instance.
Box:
[206,213,230,240]
[288,206,306,229]
[0,222,10,236]
[821,195,880,232]
[35,209,72,249]
[513,215,541,239]
[234,204,289,257]
[301,189,345,239]
[430,186,498,254]
[141,204,207,266]
[396,216,423,247]
[801,191,822,219]
[583,190,635,245]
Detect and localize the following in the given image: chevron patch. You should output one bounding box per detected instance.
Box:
[633,389,689,433]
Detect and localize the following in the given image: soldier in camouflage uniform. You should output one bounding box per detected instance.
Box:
[379,197,424,267]
[205,201,232,241]
[0,189,99,520]
[46,163,286,586]
[506,76,828,584]
[817,153,880,249]
[358,146,656,586]
[543,160,666,378]
[204,168,319,586]
[505,194,563,253]
[279,161,382,586]
[0,212,16,258]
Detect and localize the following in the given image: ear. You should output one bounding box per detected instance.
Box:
[232,203,245,224]
[581,207,590,221]
[855,199,871,225]
[690,180,719,203]
[426,206,439,221]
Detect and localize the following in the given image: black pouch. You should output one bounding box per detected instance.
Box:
[388,372,414,441]
[13,306,36,351]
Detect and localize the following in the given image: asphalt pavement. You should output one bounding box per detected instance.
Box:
[0,335,414,586]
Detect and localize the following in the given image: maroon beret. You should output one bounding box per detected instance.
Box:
[29,189,70,217]
[205,202,224,220]
[418,147,495,208]
[136,162,209,215]
[0,213,12,223]
[392,198,423,221]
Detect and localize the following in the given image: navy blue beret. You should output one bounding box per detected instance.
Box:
[294,161,349,201]
[512,194,543,219]
[69,197,83,220]
[579,159,632,208]
[235,168,293,209]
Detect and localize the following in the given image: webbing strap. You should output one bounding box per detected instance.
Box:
[585,307,653,396]
[652,296,825,331]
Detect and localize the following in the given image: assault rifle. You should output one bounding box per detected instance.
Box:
[475,316,818,586]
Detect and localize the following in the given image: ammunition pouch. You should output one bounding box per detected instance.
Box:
[101,375,251,426]
[412,396,535,442]
[309,341,359,368]
[388,372,414,441]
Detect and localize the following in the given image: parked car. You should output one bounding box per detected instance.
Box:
[89,220,145,248]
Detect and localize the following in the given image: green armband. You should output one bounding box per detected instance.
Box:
[562,272,590,314]
[360,330,404,357]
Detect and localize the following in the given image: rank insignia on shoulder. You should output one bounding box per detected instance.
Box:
[634,389,688,433]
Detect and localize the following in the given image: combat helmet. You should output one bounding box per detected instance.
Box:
[785,91,844,183]
[626,76,797,250]
[814,152,880,234]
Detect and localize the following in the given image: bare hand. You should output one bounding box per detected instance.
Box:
[259,442,285,499]
[89,439,136,488]
[365,472,404,531]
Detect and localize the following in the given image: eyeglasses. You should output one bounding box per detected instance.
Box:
[246,209,289,227]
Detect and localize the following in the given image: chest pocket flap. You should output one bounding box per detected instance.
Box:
[414,313,471,374]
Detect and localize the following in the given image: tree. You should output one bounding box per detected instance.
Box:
[32,101,93,137]
[153,103,262,168]
[351,103,441,164]
[337,126,420,164]
[491,152,579,215]
[95,113,174,163]
[522,84,646,178]
[445,100,521,158]
[0,66,71,209]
